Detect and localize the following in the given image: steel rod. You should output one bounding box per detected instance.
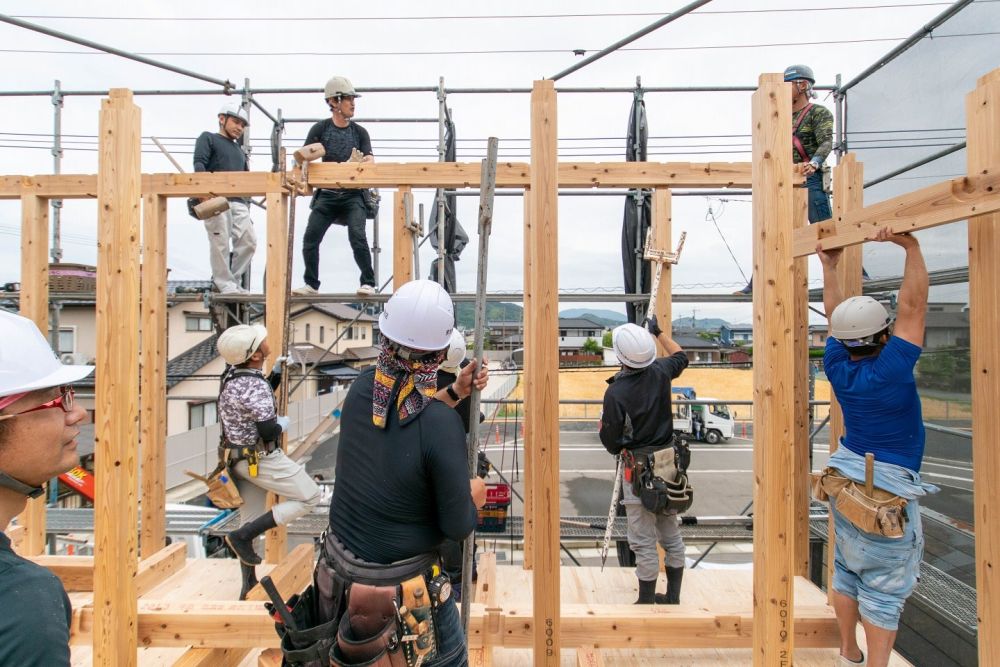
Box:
[863,141,966,189]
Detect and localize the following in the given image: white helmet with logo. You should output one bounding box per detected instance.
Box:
[379,280,454,352]
[324,76,361,99]
[439,329,468,373]
[218,101,249,126]
[830,296,892,342]
[612,323,656,369]
[217,324,267,366]
[0,310,93,399]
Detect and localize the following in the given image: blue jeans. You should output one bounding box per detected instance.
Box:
[303,190,375,289]
[806,171,832,223]
[830,499,924,630]
[425,596,468,667]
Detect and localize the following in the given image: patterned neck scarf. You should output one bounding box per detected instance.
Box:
[372,346,445,429]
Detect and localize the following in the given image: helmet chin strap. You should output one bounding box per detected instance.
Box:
[0,470,45,499]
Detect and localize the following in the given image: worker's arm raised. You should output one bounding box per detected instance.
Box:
[871,228,928,347]
[645,315,682,356]
[816,242,844,334]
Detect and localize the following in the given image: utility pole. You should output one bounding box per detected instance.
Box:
[49,79,64,355]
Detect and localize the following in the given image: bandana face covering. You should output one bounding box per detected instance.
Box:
[372,346,446,428]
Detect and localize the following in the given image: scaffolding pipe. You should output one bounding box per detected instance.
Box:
[436,77,447,288]
[250,97,279,125]
[863,141,966,189]
[281,117,439,124]
[548,0,714,81]
[0,13,235,92]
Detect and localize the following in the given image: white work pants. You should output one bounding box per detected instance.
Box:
[231,449,320,526]
[203,201,256,292]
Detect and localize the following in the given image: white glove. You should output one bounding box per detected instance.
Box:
[273,356,287,368]
[276,415,290,432]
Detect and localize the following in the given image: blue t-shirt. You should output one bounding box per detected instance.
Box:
[824,336,924,471]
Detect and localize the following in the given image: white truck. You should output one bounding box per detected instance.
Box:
[671,387,735,444]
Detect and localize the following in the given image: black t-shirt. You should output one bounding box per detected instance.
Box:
[329,368,477,563]
[0,532,72,666]
[305,119,373,203]
[193,131,250,204]
[599,352,689,455]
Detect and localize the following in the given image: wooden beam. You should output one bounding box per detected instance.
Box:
[793,187,810,579]
[577,645,605,667]
[472,552,498,666]
[135,542,187,598]
[30,555,94,591]
[92,88,142,667]
[393,187,413,288]
[968,67,1000,667]
[750,73,796,666]
[6,524,25,554]
[826,154,864,600]
[258,649,283,666]
[793,170,1000,257]
[0,174,98,200]
[141,172,283,197]
[528,78,560,667]
[263,191,290,563]
[558,161,759,189]
[522,188,534,572]
[651,189,673,353]
[140,193,168,559]
[17,193,49,556]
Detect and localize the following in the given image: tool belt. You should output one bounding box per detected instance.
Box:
[811,466,908,539]
[623,435,694,515]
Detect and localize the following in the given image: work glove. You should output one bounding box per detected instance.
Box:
[645,315,662,337]
[273,356,287,369]
[276,415,290,433]
[476,450,491,479]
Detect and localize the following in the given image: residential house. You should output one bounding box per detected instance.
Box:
[924,303,969,350]
[719,323,753,347]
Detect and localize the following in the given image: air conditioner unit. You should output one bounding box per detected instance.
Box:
[60,353,89,365]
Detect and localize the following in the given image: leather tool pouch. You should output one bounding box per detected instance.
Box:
[632,442,695,515]
[812,467,908,539]
[330,584,408,667]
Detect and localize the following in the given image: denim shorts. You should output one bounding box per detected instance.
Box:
[830,498,924,631]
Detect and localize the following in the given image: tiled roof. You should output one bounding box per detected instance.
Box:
[166,334,220,388]
[558,316,606,329]
[345,346,380,361]
[287,343,345,367]
[307,303,378,323]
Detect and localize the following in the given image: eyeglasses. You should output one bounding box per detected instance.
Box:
[0,386,75,422]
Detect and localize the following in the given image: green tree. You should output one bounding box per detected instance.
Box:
[602,331,612,348]
[582,337,602,355]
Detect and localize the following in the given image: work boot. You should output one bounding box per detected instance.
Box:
[225,510,278,566]
[238,562,259,601]
[634,579,657,605]
[655,566,684,605]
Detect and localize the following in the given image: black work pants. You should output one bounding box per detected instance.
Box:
[302,190,375,289]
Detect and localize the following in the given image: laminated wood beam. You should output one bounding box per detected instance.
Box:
[558,161,757,188]
[968,67,1000,667]
[793,170,1000,257]
[141,172,283,197]
[651,189,673,353]
[793,187,810,579]
[93,88,142,667]
[522,188,534,572]
[29,543,184,595]
[17,193,49,555]
[0,175,98,199]
[527,79,560,667]
[140,193,168,559]
[577,645,605,667]
[30,556,94,591]
[6,525,25,554]
[750,73,796,666]
[393,187,413,288]
[135,542,187,597]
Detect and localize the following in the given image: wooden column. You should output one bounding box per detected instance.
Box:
[93,88,142,667]
[522,188,534,571]
[17,193,49,555]
[651,189,672,351]
[527,79,559,666]
[264,191,289,563]
[827,154,863,597]
[140,194,168,558]
[792,187,810,578]
[967,67,1000,667]
[393,187,413,288]
[750,73,796,667]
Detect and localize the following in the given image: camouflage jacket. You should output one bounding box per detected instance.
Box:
[218,369,276,447]
[793,103,834,166]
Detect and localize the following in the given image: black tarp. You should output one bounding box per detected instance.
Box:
[622,92,651,324]
[428,110,469,293]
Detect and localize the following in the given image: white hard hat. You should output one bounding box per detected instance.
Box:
[217,324,267,366]
[0,310,93,399]
[830,296,892,342]
[439,329,468,373]
[324,76,360,99]
[379,280,454,351]
[218,101,249,126]
[612,323,656,369]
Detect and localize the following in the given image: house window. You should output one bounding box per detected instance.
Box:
[345,326,355,340]
[58,327,75,354]
[188,401,218,429]
[362,328,366,340]
[320,326,325,344]
[559,330,567,337]
[185,315,212,332]
[305,324,311,342]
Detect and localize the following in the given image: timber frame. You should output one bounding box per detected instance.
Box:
[4,69,998,666]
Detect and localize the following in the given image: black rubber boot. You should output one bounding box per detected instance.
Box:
[634,579,657,604]
[238,562,259,601]
[655,566,684,605]
[225,510,277,566]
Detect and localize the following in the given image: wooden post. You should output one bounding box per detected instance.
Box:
[750,74,796,667]
[967,68,1000,667]
[140,194,168,558]
[264,191,289,563]
[651,189,672,350]
[17,193,49,555]
[528,79,559,666]
[93,88,142,667]
[827,154,864,598]
[522,188,534,571]
[394,187,413,288]
[793,187,810,578]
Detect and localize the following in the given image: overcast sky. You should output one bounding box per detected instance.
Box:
[0,0,991,325]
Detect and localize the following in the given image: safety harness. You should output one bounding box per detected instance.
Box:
[218,367,279,476]
[792,103,814,164]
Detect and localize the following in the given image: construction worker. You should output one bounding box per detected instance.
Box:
[738,64,840,294]
[216,324,321,600]
[0,311,91,664]
[293,76,377,297]
[319,280,487,666]
[817,228,936,667]
[600,317,690,604]
[193,102,256,295]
